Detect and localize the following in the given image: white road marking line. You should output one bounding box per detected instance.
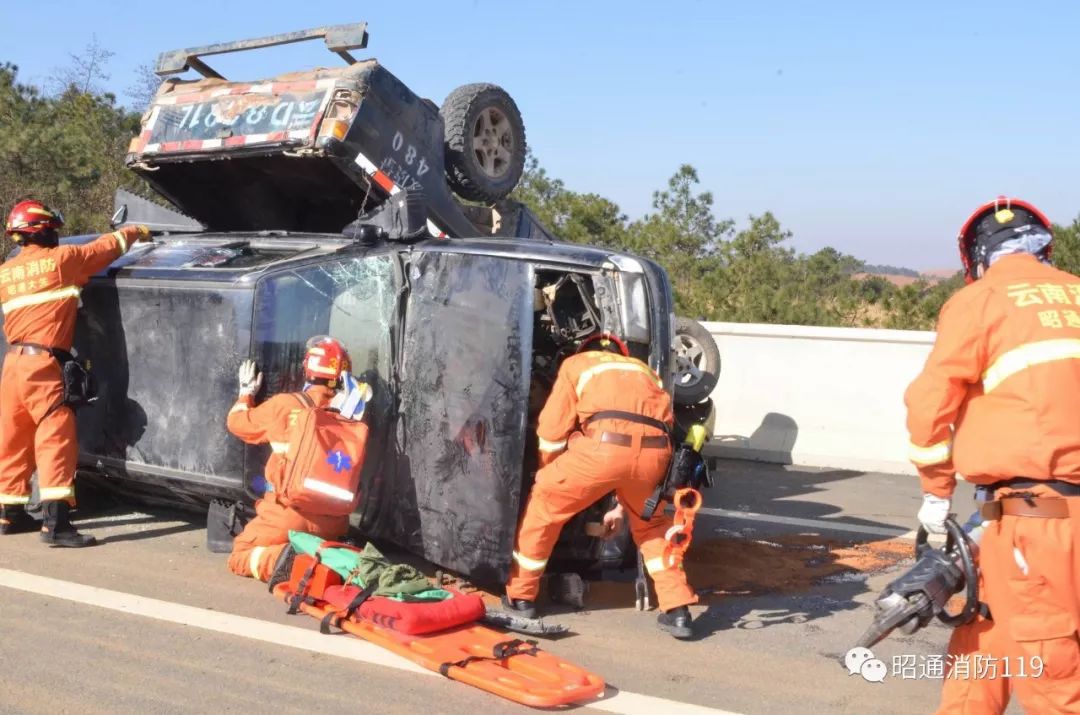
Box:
[0,569,740,714]
[697,507,915,540]
[0,568,429,676]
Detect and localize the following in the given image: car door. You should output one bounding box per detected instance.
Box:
[384,249,533,584]
[250,252,399,510]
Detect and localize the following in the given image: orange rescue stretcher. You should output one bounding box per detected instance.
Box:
[271,558,605,708]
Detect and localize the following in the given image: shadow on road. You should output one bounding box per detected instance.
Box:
[93,522,203,545]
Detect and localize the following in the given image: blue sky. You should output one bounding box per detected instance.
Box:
[2,0,1077,268]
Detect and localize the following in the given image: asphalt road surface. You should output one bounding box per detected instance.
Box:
[0,460,1023,714]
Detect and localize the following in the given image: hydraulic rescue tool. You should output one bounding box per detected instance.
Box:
[854,514,985,650]
[642,423,712,521]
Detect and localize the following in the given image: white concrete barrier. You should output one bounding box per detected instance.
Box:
[700,322,936,475]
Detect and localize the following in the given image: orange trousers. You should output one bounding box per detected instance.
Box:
[227,496,348,581]
[937,487,1080,714]
[0,352,78,506]
[506,433,699,612]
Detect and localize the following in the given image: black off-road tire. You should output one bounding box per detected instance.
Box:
[673,317,721,406]
[441,83,527,203]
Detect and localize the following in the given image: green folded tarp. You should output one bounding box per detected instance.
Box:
[288,531,451,601]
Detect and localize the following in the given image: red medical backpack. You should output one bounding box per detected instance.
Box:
[281,394,368,516]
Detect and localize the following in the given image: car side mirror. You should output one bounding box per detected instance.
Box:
[110,204,128,229]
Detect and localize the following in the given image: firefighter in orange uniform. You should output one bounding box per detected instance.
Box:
[0,200,149,547]
[226,336,353,584]
[505,333,699,638]
[905,197,1080,714]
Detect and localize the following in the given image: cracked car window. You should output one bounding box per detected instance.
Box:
[253,255,395,392]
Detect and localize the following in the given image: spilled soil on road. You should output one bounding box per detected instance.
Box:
[583,534,913,609]
[461,533,914,610]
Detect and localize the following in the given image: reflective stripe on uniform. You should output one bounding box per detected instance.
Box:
[0,493,31,505]
[302,478,354,502]
[39,486,74,501]
[512,551,548,572]
[249,546,267,580]
[112,230,128,254]
[983,339,1080,393]
[645,557,669,574]
[575,361,661,397]
[908,439,952,466]
[270,442,290,454]
[1,285,81,314]
[537,436,567,453]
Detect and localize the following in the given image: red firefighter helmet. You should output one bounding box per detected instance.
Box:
[576,331,630,357]
[957,196,1052,283]
[5,200,64,242]
[303,336,351,386]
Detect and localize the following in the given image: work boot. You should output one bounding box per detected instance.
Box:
[267,545,297,592]
[501,594,538,620]
[0,505,37,535]
[40,500,96,548]
[657,606,694,640]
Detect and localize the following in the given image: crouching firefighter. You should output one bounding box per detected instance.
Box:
[504,332,700,639]
[226,336,371,584]
[904,197,1080,714]
[0,200,150,546]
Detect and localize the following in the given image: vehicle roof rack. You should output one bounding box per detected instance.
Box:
[154,22,369,80]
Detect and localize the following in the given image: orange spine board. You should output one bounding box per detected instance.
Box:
[272,584,605,707]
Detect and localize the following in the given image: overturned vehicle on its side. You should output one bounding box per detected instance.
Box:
[11,24,721,584]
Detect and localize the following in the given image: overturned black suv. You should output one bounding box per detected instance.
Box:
[6,24,720,585]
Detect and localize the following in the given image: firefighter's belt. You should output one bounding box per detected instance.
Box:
[980,497,1071,520]
[596,432,669,449]
[9,344,52,356]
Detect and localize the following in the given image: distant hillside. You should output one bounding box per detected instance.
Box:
[857,263,961,286]
[920,268,962,280]
[861,263,920,278]
[853,272,920,287]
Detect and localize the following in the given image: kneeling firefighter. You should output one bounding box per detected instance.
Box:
[226,336,370,583]
[904,197,1080,714]
[0,200,150,546]
[504,332,700,639]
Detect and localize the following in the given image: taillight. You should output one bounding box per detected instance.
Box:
[319,89,359,141]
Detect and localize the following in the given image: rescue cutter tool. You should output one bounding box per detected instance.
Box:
[854,515,983,651]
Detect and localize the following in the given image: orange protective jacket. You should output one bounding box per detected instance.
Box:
[226,385,335,496]
[905,254,1080,497]
[1,231,132,349]
[536,351,672,465]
